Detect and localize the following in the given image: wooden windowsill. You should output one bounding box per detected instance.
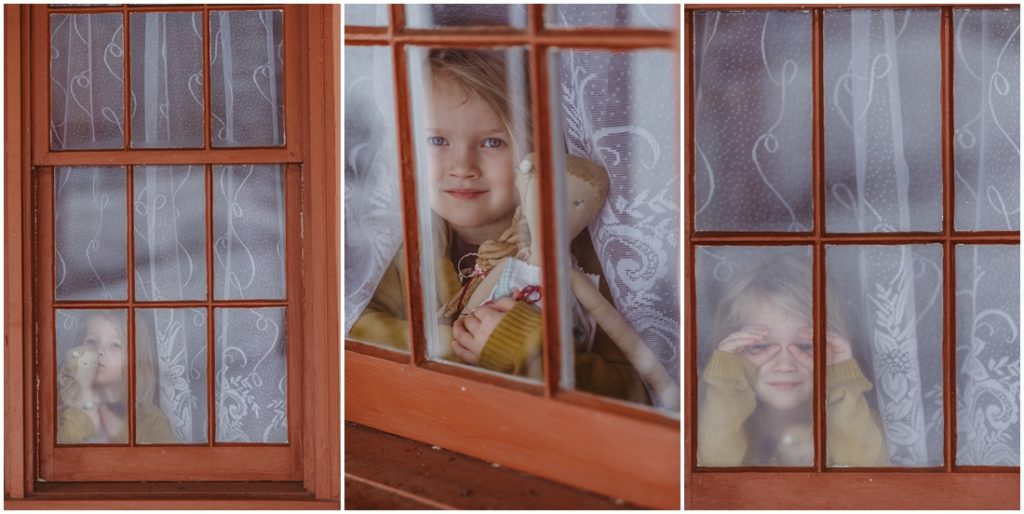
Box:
[345,422,636,509]
[4,482,340,510]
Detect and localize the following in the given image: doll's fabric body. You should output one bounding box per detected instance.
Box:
[697,350,890,467]
[349,226,651,405]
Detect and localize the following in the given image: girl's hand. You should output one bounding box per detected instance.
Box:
[717,325,781,366]
[792,327,853,367]
[99,403,125,439]
[451,297,517,365]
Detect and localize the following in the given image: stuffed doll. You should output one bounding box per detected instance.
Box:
[459,153,680,410]
[58,345,99,410]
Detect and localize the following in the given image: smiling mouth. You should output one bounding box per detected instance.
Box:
[444,189,487,200]
[768,382,803,390]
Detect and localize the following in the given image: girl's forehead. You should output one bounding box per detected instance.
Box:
[85,316,120,337]
[737,296,808,326]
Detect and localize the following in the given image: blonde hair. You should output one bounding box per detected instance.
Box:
[710,256,852,356]
[427,48,532,160]
[72,311,160,412]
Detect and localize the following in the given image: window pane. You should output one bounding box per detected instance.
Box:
[213,165,285,300]
[209,10,285,148]
[56,166,127,301]
[215,307,287,443]
[50,13,125,150]
[546,4,675,30]
[827,244,944,467]
[696,246,815,466]
[406,46,540,382]
[134,165,207,301]
[693,11,813,232]
[136,308,208,445]
[405,4,527,29]
[130,12,205,149]
[344,46,407,351]
[824,9,942,233]
[56,309,129,445]
[954,9,1020,231]
[956,244,1019,466]
[344,4,387,26]
[551,48,679,411]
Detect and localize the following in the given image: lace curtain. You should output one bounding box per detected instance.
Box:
[694,9,1018,465]
[343,6,680,406]
[51,11,289,443]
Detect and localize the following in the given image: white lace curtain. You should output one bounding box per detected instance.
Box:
[694,9,1019,466]
[51,10,289,443]
[343,6,681,405]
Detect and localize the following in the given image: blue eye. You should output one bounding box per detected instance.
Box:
[481,138,505,149]
[427,136,447,146]
[796,343,812,353]
[748,344,770,354]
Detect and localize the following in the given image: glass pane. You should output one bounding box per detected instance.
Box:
[56,309,129,444]
[345,4,387,26]
[215,307,287,443]
[956,244,1020,466]
[50,13,125,150]
[209,10,285,148]
[134,165,207,301]
[696,246,814,466]
[954,9,1020,231]
[344,46,407,350]
[406,46,539,382]
[213,164,285,300]
[827,244,944,467]
[693,11,813,232]
[56,166,127,301]
[405,4,527,29]
[546,4,674,30]
[824,9,942,233]
[136,308,208,444]
[130,12,205,149]
[551,48,679,411]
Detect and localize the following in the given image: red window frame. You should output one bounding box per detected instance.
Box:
[5,4,339,507]
[684,4,1020,509]
[345,4,680,509]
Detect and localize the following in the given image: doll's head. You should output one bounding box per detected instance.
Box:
[712,256,851,412]
[424,49,531,244]
[58,345,99,408]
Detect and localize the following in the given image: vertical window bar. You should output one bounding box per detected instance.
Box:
[202,8,212,150]
[812,7,826,472]
[684,8,697,472]
[940,6,956,471]
[388,4,426,366]
[126,165,136,446]
[122,6,131,149]
[205,163,215,446]
[528,4,562,397]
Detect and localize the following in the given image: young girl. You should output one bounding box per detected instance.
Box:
[349,48,650,404]
[697,256,889,467]
[58,311,175,444]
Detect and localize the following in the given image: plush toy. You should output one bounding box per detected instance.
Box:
[58,345,99,410]
[460,153,680,410]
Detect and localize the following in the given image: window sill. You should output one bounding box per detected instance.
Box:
[4,482,340,510]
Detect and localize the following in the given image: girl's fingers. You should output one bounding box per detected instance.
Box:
[463,313,482,333]
[450,340,474,363]
[719,335,761,353]
[489,297,517,312]
[452,322,472,347]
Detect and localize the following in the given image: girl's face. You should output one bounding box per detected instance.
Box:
[83,315,125,387]
[425,77,519,244]
[740,301,813,411]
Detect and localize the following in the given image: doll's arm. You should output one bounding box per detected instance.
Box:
[826,359,890,467]
[697,350,758,467]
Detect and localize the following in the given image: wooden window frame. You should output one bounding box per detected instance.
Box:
[345,4,680,509]
[684,4,1020,509]
[4,4,339,508]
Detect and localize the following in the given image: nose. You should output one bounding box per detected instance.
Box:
[447,145,480,179]
[772,345,798,372]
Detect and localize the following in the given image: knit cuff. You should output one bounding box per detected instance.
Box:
[703,350,759,384]
[827,358,868,389]
[479,302,543,375]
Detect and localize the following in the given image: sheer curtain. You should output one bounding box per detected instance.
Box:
[694,8,1018,466]
[50,10,289,443]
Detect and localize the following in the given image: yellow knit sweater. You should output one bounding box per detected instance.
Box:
[59,402,176,444]
[697,350,890,467]
[348,231,650,405]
